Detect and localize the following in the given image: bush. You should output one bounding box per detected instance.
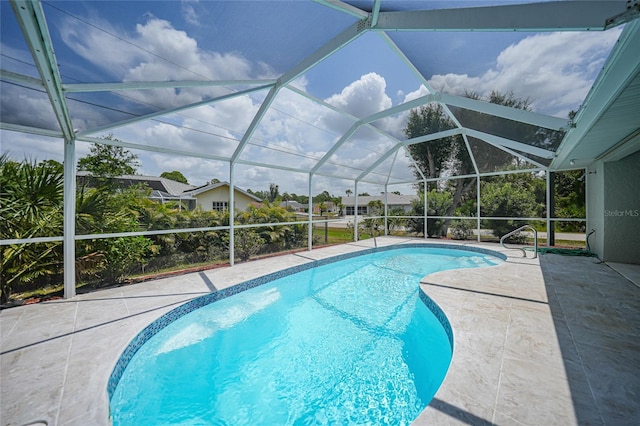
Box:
[449,220,474,240]
[234,229,265,261]
[407,190,452,237]
[481,179,537,239]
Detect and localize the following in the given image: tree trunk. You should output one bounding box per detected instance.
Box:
[441,178,476,236]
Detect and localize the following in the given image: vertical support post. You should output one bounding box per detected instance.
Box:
[308,174,313,251]
[547,171,555,247]
[583,168,589,249]
[354,182,359,241]
[423,179,427,239]
[63,138,76,299]
[229,163,235,266]
[477,176,481,242]
[384,184,388,236]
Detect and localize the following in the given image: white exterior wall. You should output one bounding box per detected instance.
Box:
[587,150,640,264]
[586,161,605,258]
[195,186,257,212]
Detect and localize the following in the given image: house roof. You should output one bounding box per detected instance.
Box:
[341,194,417,207]
[76,171,196,196]
[280,201,305,209]
[184,181,263,202]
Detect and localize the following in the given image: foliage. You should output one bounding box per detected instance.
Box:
[234,229,265,261]
[387,208,407,234]
[313,191,333,203]
[449,220,475,240]
[236,202,305,253]
[160,170,189,184]
[404,91,535,235]
[480,173,541,239]
[77,135,139,177]
[359,200,384,240]
[1,155,64,303]
[554,170,586,231]
[268,183,280,203]
[407,190,453,237]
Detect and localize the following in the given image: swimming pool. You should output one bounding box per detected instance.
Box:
[109,244,504,425]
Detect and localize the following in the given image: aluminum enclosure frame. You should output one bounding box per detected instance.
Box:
[2,0,635,298]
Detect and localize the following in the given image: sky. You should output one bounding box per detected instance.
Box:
[0,0,622,196]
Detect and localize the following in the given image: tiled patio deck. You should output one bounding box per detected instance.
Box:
[1,238,638,425]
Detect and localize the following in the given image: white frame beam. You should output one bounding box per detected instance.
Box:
[11,0,74,140]
[374,1,629,32]
[465,129,555,159]
[63,79,277,93]
[77,84,272,137]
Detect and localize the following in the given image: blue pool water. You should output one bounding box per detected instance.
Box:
[109,246,503,425]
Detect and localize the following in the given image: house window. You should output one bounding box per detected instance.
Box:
[212,201,228,212]
[345,206,367,215]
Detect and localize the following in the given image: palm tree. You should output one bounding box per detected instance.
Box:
[1,155,64,302]
[345,188,353,197]
[282,192,291,210]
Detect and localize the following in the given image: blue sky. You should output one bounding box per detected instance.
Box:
[0,0,622,196]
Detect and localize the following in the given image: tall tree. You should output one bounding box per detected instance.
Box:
[160,170,188,184]
[405,91,535,235]
[77,134,139,177]
[268,183,279,203]
[282,192,292,209]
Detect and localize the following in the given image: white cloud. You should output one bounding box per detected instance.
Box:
[325,72,392,119]
[427,30,621,117]
[0,84,59,131]
[181,0,202,27]
[1,131,65,162]
[58,16,276,113]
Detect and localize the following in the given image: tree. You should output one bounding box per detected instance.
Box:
[160,170,188,184]
[282,192,292,210]
[481,173,541,239]
[314,191,332,203]
[407,190,452,237]
[554,170,586,231]
[360,200,384,245]
[268,183,279,203]
[405,91,534,236]
[77,135,139,177]
[345,188,352,197]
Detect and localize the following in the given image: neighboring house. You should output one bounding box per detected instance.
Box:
[185,181,262,212]
[77,172,261,212]
[341,194,417,215]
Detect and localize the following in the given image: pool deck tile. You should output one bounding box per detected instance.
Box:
[1,237,639,426]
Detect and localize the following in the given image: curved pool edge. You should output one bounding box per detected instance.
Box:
[106,243,507,411]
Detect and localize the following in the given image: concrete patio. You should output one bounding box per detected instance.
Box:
[1,238,638,425]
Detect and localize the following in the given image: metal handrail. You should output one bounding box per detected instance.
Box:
[500,225,538,259]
